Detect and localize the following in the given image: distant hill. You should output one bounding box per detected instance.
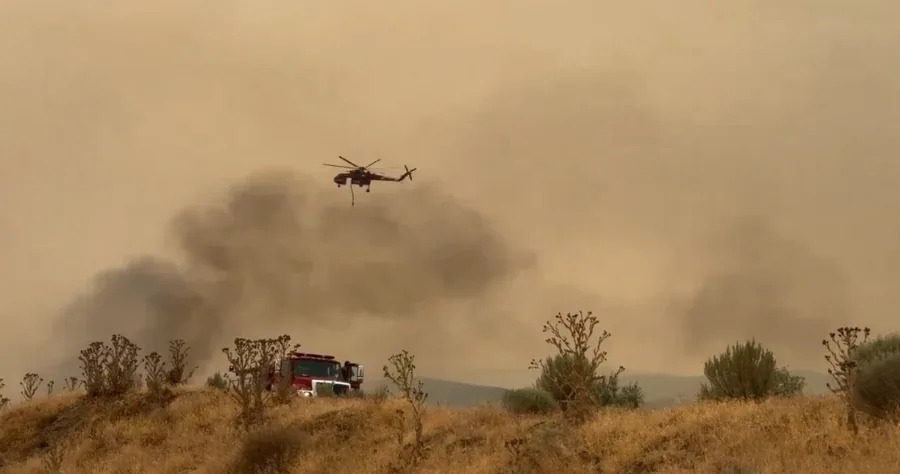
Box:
[365,377,507,407]
[365,369,833,408]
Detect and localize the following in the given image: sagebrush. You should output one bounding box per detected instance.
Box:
[502,387,558,414]
[699,339,804,401]
[529,311,636,420]
[850,332,900,421]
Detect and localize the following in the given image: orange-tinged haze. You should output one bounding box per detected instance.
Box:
[1,0,899,387]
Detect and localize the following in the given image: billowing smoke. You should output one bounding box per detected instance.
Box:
[670,217,851,368]
[55,170,534,371]
[5,0,900,384]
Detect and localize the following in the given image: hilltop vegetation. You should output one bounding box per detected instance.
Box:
[0,312,898,473]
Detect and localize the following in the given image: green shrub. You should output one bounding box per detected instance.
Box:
[502,387,558,414]
[699,339,804,401]
[853,333,900,366]
[772,367,806,397]
[206,372,229,390]
[853,353,900,420]
[598,376,645,408]
[851,334,900,421]
[535,353,643,409]
[534,353,593,404]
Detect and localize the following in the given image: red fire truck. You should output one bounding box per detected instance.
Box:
[267,352,365,398]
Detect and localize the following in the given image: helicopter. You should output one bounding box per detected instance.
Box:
[322,156,416,206]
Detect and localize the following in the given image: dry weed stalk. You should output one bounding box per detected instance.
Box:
[383,350,429,471]
[20,373,44,401]
[166,339,198,386]
[824,326,870,434]
[41,441,64,474]
[63,377,81,392]
[0,378,9,409]
[529,310,619,420]
[270,336,301,405]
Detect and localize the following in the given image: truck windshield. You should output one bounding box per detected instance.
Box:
[292,359,341,378]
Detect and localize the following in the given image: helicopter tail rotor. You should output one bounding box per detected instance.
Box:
[399,165,416,182]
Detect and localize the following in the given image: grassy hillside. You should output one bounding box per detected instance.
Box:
[1,388,898,473]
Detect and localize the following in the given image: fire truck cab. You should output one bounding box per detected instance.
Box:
[269,352,365,398]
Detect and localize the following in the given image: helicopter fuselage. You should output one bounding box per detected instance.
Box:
[324,157,415,205]
[334,172,374,188]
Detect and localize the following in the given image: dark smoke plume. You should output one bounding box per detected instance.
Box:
[673,217,850,367]
[56,169,534,368]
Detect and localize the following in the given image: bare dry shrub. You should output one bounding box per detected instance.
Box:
[223,338,264,431]
[46,381,55,397]
[106,334,142,395]
[78,334,142,398]
[20,373,43,401]
[824,326,870,433]
[143,351,171,404]
[383,350,428,471]
[165,339,198,386]
[223,335,300,430]
[79,342,106,396]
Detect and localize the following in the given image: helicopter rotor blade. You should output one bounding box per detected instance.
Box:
[338,156,361,168]
[364,158,381,169]
[323,163,356,169]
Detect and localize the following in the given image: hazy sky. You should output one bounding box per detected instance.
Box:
[1,0,899,387]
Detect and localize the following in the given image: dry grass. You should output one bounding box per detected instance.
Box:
[1,389,898,474]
